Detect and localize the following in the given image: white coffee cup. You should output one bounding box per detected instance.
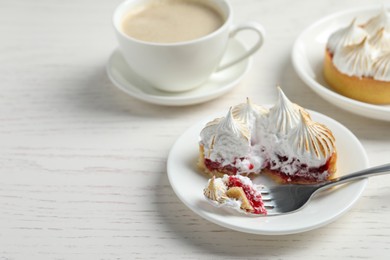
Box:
[113,0,265,92]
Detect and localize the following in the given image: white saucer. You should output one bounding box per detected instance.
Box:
[167,109,369,235]
[106,39,252,106]
[292,5,390,121]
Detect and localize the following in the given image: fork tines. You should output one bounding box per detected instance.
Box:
[259,187,275,210]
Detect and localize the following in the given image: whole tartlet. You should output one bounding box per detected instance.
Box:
[323,7,390,104]
[198,87,337,184]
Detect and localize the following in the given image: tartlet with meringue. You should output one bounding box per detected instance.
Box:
[324,7,390,104]
[198,88,337,185]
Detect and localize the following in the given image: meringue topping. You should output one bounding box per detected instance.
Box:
[216,107,250,141]
[232,98,267,138]
[199,117,221,157]
[333,37,374,78]
[200,108,250,165]
[364,6,390,36]
[369,28,390,54]
[203,176,228,203]
[267,87,307,136]
[199,88,337,178]
[289,111,335,162]
[327,18,368,54]
[327,8,390,82]
[372,52,390,81]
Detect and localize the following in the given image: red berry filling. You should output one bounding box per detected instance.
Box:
[204,159,238,175]
[204,155,332,183]
[226,176,267,215]
[204,157,252,175]
[265,155,333,183]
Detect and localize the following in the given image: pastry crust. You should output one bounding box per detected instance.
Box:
[226,187,254,212]
[198,145,225,178]
[323,50,390,104]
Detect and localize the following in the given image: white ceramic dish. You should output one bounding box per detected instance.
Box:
[106,38,251,106]
[167,109,369,235]
[292,6,390,121]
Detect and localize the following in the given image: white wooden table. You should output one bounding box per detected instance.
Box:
[1,0,389,259]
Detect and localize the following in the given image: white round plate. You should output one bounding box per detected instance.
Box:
[292,6,390,121]
[167,109,369,235]
[106,38,251,106]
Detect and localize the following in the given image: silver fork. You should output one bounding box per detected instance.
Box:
[260,163,390,216]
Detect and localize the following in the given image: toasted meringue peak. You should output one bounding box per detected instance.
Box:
[290,111,335,160]
[217,107,250,140]
[372,52,390,81]
[200,109,249,153]
[200,118,220,156]
[364,6,390,36]
[268,87,308,136]
[232,98,268,139]
[327,18,368,54]
[333,37,374,77]
[203,176,228,203]
[205,117,222,127]
[201,108,251,163]
[369,28,390,54]
[232,97,268,125]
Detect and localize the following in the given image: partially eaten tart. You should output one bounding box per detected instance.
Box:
[198,87,337,185]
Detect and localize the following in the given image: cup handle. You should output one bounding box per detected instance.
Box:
[216,22,265,72]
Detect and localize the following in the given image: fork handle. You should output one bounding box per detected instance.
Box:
[320,163,390,189]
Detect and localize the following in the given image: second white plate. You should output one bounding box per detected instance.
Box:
[292,6,390,121]
[167,109,369,235]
